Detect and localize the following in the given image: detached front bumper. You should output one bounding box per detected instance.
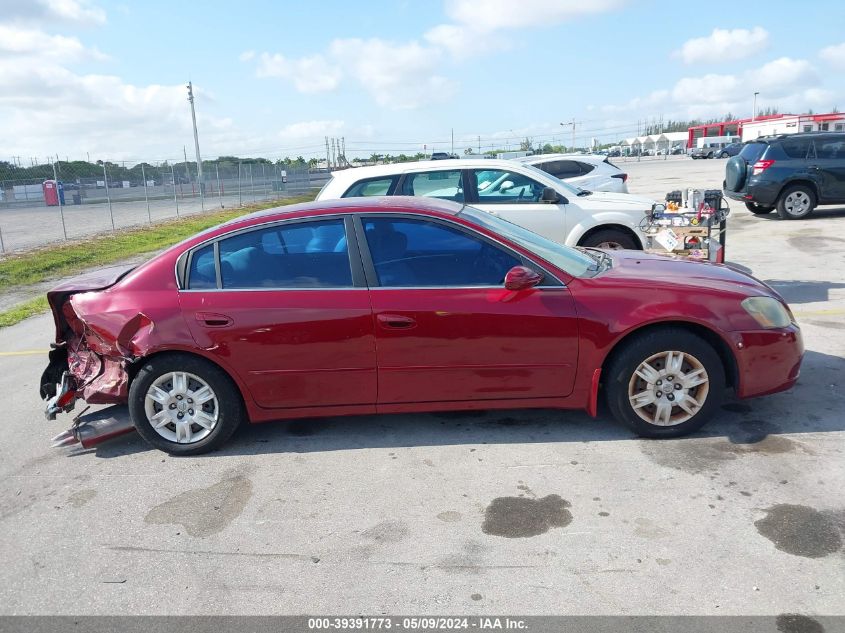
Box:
[730,325,804,399]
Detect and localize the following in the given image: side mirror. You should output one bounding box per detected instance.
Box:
[541,187,560,203]
[500,180,515,192]
[504,265,543,291]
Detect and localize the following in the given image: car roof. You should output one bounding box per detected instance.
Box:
[750,132,845,143]
[515,153,607,165]
[227,195,465,226]
[324,158,538,185]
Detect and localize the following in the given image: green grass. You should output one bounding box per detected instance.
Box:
[0,296,49,328]
[0,193,316,328]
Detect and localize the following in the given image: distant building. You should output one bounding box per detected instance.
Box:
[741,112,845,140]
[686,115,788,148]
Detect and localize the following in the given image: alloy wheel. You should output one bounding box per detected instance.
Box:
[144,371,219,444]
[627,350,710,426]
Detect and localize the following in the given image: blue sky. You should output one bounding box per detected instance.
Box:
[3,0,845,162]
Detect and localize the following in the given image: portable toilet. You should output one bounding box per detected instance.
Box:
[42,180,65,206]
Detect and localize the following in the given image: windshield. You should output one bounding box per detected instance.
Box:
[459,206,597,277]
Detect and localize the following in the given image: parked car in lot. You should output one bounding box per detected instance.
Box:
[514,153,629,193]
[318,159,654,249]
[40,197,804,454]
[717,142,743,159]
[723,132,845,219]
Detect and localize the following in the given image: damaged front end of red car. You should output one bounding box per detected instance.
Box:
[40,265,151,448]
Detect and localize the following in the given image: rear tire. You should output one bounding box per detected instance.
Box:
[745,202,774,214]
[605,329,725,438]
[129,353,244,455]
[580,229,639,250]
[776,185,816,220]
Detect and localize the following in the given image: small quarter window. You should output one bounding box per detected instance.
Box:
[188,244,217,289]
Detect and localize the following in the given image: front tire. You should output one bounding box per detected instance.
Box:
[580,229,639,250]
[129,353,244,455]
[745,202,774,214]
[605,329,725,438]
[776,185,816,220]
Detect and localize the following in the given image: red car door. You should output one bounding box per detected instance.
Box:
[179,217,376,410]
[358,215,579,405]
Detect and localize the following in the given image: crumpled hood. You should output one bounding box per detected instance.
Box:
[598,250,783,300]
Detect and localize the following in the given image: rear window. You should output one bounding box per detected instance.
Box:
[342,176,398,197]
[739,143,767,163]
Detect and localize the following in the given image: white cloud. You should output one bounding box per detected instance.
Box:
[427,0,624,58]
[247,37,457,109]
[820,42,845,69]
[278,120,345,140]
[238,50,255,62]
[0,0,106,25]
[0,24,108,61]
[255,52,341,93]
[677,27,769,64]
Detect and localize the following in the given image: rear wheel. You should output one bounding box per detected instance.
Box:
[777,185,816,220]
[745,202,774,214]
[719,151,729,158]
[580,229,638,250]
[129,354,244,455]
[605,329,725,438]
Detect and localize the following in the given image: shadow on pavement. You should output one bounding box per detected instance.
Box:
[90,349,844,459]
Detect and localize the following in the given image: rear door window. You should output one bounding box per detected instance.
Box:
[217,219,352,289]
[398,170,464,202]
[815,138,845,159]
[780,138,815,160]
[537,160,582,179]
[343,176,398,197]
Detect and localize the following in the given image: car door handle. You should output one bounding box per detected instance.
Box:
[377,314,417,329]
[808,165,820,170]
[195,312,233,327]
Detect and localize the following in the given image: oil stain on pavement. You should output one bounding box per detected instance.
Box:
[755,504,843,558]
[776,614,826,633]
[482,494,572,538]
[145,474,253,537]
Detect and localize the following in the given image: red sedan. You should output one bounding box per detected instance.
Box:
[40,197,803,455]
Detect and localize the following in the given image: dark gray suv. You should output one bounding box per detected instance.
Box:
[723,133,845,219]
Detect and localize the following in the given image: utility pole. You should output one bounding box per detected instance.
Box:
[752,91,759,121]
[478,135,481,154]
[451,128,454,156]
[560,119,578,151]
[325,137,331,170]
[187,81,204,208]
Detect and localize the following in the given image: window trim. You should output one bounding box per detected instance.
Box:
[352,212,563,289]
[178,214,366,291]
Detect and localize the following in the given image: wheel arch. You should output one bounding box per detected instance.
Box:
[599,320,739,393]
[776,178,819,202]
[577,223,644,249]
[127,348,252,413]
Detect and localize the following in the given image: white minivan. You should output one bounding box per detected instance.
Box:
[316,159,657,249]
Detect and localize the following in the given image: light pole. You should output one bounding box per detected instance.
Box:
[187,81,204,208]
[752,92,759,121]
[560,120,576,151]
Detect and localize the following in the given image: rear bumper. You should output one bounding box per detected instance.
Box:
[731,325,803,399]
[723,181,781,207]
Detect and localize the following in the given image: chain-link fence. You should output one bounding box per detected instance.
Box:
[0,159,330,253]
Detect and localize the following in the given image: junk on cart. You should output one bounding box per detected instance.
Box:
[640,189,729,262]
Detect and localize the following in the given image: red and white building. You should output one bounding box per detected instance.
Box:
[740,112,845,140]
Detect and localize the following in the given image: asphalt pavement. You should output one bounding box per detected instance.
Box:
[0,157,843,616]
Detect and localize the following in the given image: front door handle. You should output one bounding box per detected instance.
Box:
[195,312,233,327]
[377,314,417,330]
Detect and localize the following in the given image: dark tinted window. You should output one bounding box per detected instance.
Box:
[343,177,397,197]
[398,170,464,202]
[739,143,767,163]
[362,217,520,287]
[218,219,352,289]
[538,160,582,179]
[188,244,216,289]
[815,138,845,160]
[781,138,815,159]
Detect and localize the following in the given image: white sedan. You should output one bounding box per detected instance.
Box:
[515,153,629,193]
[316,159,656,250]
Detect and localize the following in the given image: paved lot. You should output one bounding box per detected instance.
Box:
[0,156,843,616]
